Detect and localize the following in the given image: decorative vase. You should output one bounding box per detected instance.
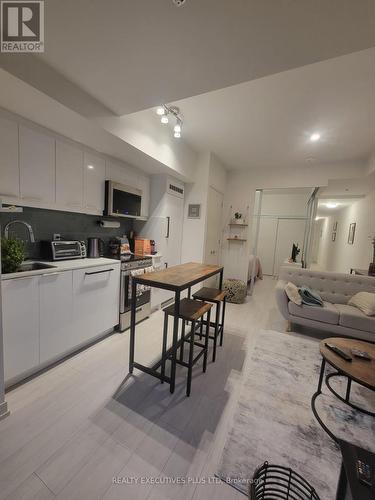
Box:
[368,262,375,276]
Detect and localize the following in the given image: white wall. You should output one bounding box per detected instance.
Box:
[317,190,375,273]
[221,163,367,281]
[181,153,210,263]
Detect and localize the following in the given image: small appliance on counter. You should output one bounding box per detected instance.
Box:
[41,240,86,261]
[108,236,132,259]
[87,237,104,258]
[134,238,151,256]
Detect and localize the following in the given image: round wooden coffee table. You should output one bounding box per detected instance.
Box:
[311,337,375,442]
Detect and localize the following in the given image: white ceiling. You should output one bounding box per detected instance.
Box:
[1,0,375,116]
[166,48,375,170]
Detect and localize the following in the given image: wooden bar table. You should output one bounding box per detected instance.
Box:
[129,262,224,393]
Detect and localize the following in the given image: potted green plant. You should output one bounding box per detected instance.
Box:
[231,212,245,225]
[1,238,25,274]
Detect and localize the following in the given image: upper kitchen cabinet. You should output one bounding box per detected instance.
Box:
[19,125,55,204]
[0,115,19,199]
[56,140,84,210]
[83,152,106,215]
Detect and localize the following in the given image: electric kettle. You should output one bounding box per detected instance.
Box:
[87,238,105,258]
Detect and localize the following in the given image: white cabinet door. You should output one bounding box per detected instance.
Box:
[19,125,55,204]
[39,271,74,363]
[83,152,106,215]
[73,264,120,344]
[1,276,39,382]
[0,116,19,198]
[56,141,84,210]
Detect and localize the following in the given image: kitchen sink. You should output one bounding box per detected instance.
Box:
[15,262,58,272]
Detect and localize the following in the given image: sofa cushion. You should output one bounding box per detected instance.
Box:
[348,292,375,316]
[336,304,375,333]
[285,282,302,305]
[288,301,339,325]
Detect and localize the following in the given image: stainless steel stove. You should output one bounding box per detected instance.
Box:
[118,255,153,332]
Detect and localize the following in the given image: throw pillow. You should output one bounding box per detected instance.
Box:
[348,292,375,316]
[285,282,302,305]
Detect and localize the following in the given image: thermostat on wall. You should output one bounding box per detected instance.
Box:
[188,204,201,219]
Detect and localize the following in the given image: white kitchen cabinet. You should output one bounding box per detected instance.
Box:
[56,141,84,210]
[39,271,74,363]
[73,264,120,344]
[1,276,39,381]
[0,116,19,199]
[83,152,106,215]
[19,125,55,204]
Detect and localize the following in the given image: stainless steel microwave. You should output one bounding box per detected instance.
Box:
[104,181,143,219]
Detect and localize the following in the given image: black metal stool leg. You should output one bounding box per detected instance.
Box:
[199,315,203,339]
[212,303,219,362]
[220,297,226,346]
[186,320,196,397]
[161,312,168,383]
[203,309,210,373]
[179,320,185,362]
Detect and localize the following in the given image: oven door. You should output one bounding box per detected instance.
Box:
[120,271,151,314]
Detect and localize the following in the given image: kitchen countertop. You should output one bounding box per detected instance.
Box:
[1,258,120,280]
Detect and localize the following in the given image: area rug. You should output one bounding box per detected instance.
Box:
[217,330,375,499]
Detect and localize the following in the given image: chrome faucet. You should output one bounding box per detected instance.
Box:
[4,220,35,243]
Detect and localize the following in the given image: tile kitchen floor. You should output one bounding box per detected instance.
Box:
[0,277,289,500]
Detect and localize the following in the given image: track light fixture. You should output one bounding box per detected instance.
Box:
[155,105,183,139]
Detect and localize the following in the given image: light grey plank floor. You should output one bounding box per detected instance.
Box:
[0,277,292,500]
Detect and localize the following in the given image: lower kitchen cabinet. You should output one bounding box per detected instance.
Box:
[73,265,120,344]
[2,263,120,386]
[2,276,40,381]
[39,271,74,363]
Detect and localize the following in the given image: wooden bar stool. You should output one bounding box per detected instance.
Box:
[192,287,227,362]
[161,298,212,396]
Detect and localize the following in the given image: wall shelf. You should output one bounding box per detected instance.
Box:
[229,223,248,227]
[227,238,247,242]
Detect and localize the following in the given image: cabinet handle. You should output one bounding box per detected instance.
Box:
[9,276,33,281]
[166,216,170,238]
[85,268,114,276]
[41,272,60,277]
[20,195,42,201]
[0,192,17,197]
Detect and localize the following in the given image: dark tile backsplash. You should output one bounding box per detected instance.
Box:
[0,207,134,259]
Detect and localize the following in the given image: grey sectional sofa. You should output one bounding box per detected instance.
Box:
[275,267,375,341]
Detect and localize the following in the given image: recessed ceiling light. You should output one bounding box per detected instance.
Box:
[310,132,321,142]
[174,123,181,134]
[156,106,165,116]
[174,132,181,138]
[161,115,169,124]
[87,165,94,170]
[326,202,338,209]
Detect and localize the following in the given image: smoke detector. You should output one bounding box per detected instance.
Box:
[173,0,186,6]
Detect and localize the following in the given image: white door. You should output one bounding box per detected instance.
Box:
[56,141,84,210]
[19,125,55,204]
[204,187,223,287]
[73,264,120,345]
[0,116,19,199]
[39,271,74,363]
[273,219,306,275]
[257,218,278,275]
[83,152,106,215]
[2,276,39,382]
